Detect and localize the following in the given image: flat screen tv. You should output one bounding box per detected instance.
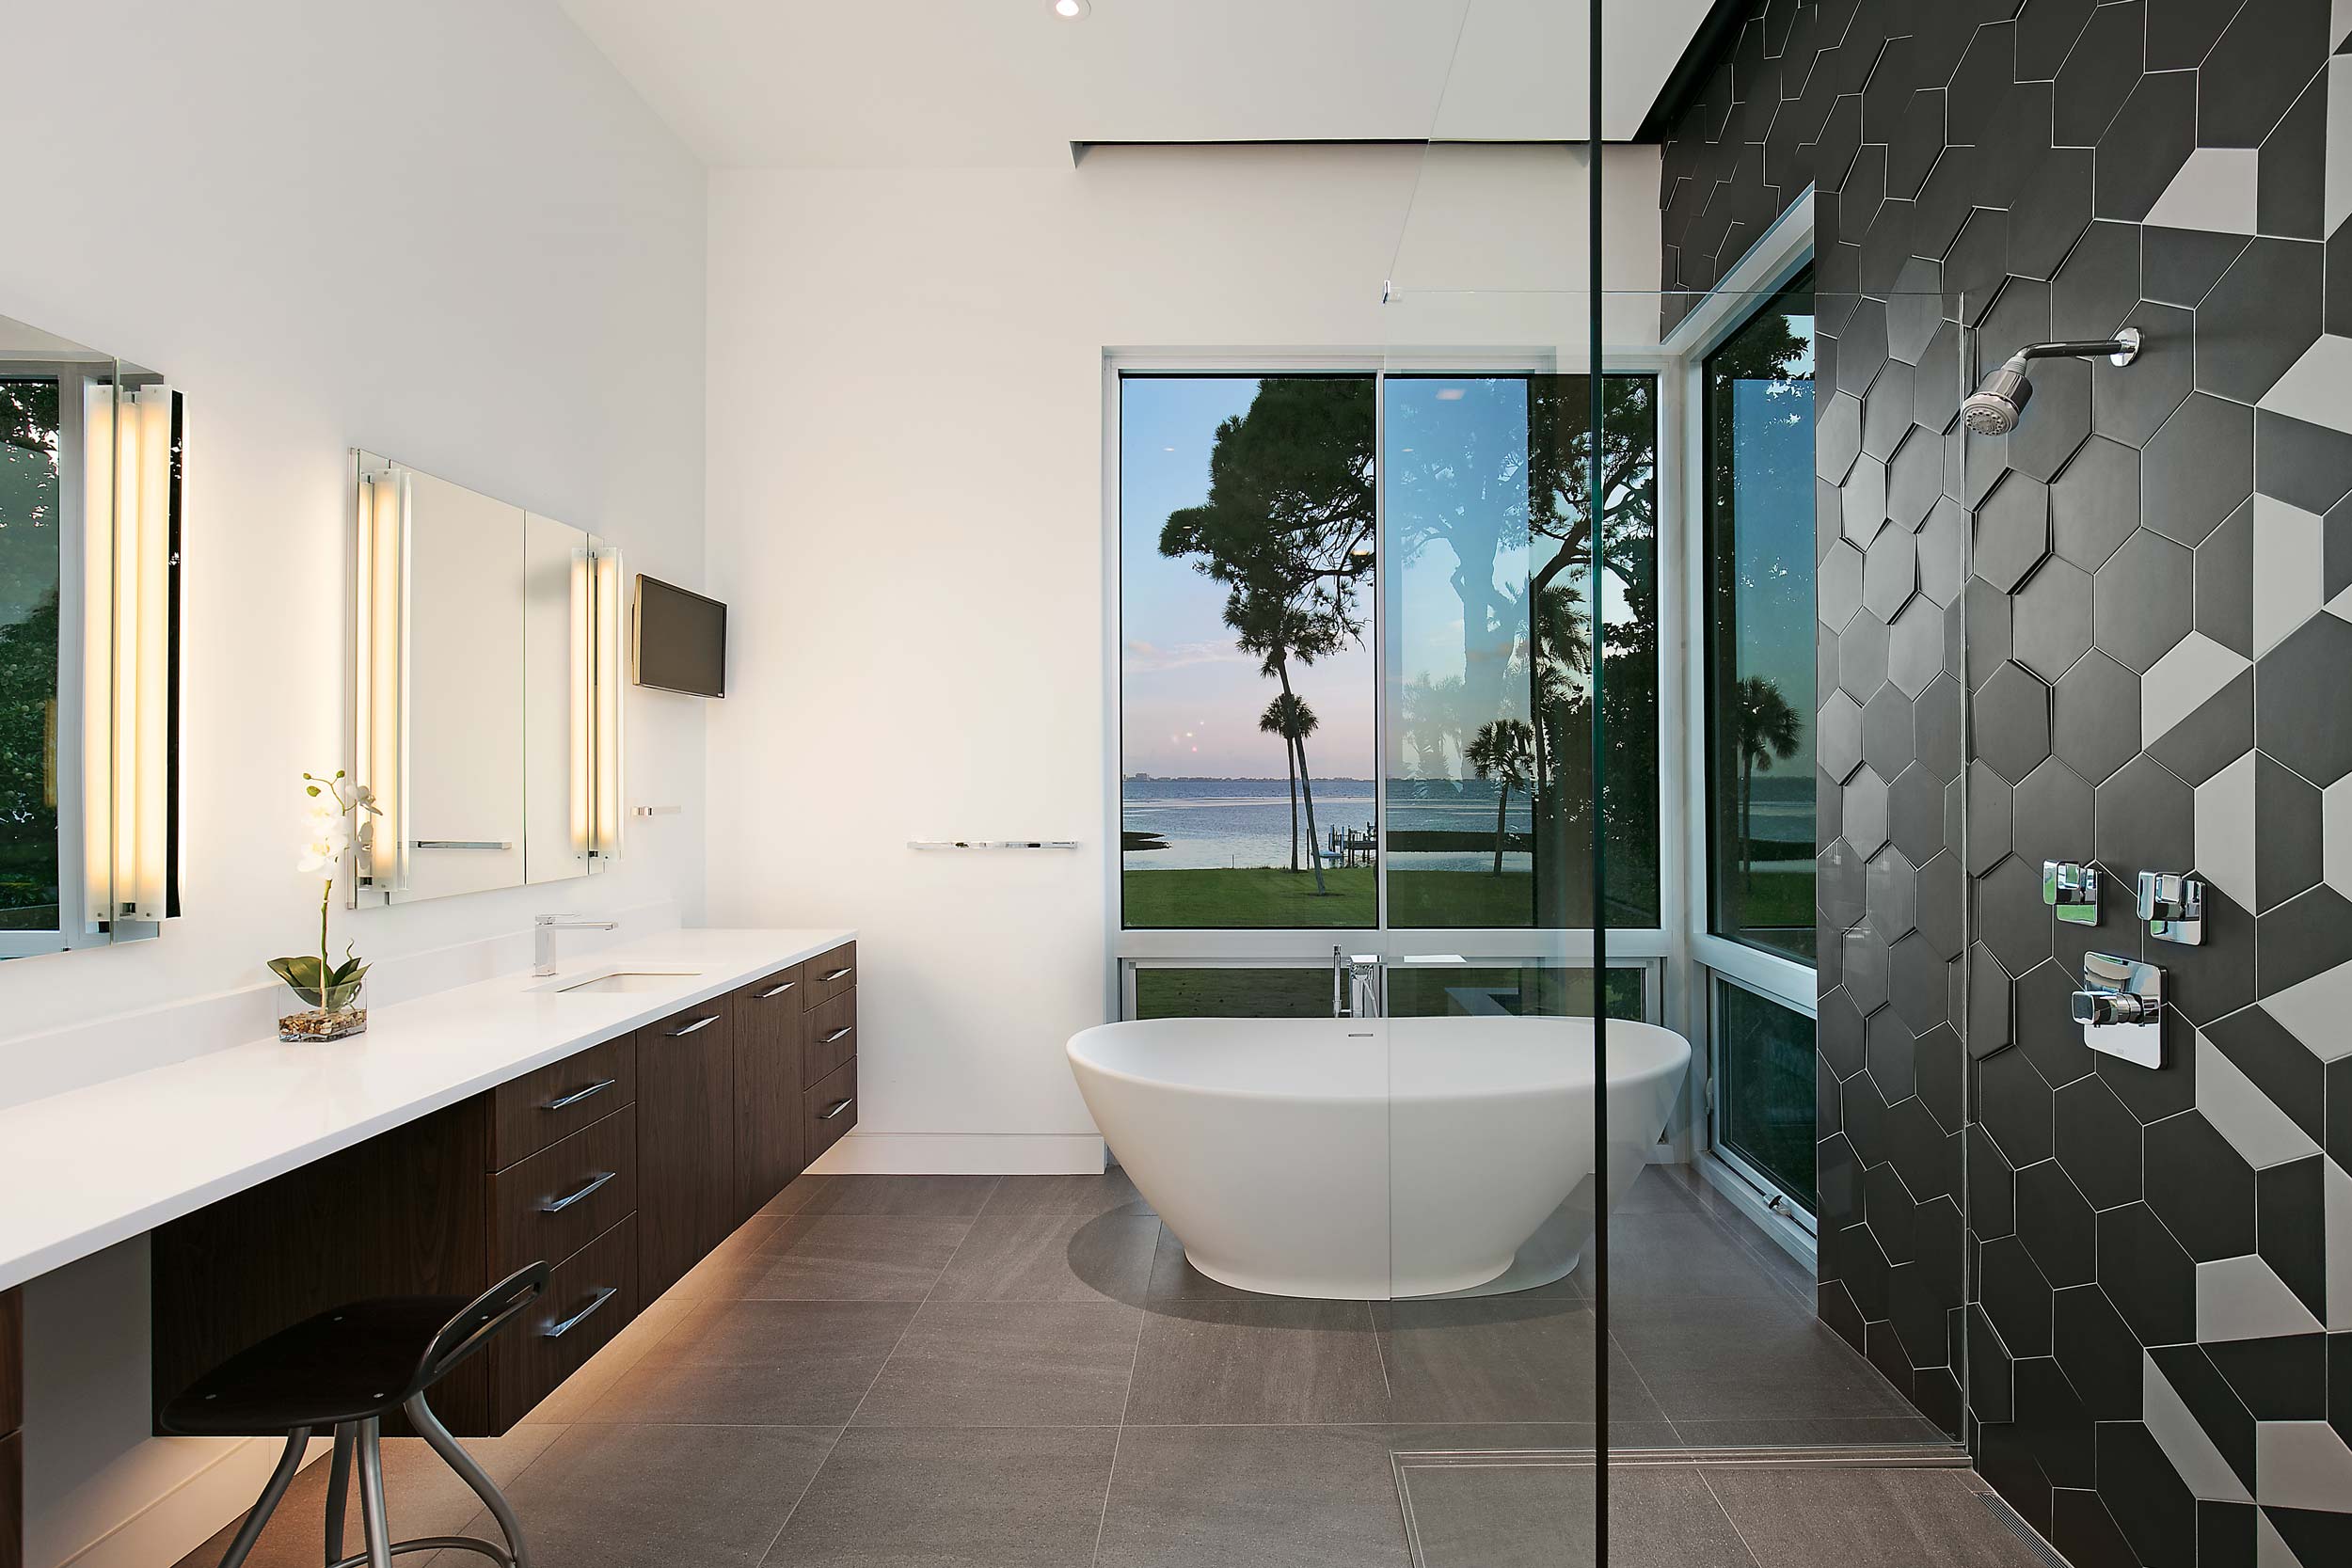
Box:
[633,575,726,697]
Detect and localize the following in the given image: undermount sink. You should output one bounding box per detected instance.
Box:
[544,970,703,995]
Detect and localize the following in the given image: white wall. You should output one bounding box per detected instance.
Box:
[702,142,1661,1171]
[0,4,707,1562]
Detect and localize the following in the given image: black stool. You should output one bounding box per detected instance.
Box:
[161,1263,548,1568]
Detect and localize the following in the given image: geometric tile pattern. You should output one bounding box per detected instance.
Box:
[1661,3,2352,1561]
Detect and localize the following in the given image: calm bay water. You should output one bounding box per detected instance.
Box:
[1123,778,1540,872]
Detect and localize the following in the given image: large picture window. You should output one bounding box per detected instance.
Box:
[1117,368,1660,942]
[1702,273,1817,963]
[1119,375,1378,930]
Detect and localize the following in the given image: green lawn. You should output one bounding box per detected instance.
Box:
[1121,866,1375,928]
[1120,864,1660,930]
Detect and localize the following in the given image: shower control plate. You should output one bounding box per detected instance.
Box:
[2074,952,2163,1069]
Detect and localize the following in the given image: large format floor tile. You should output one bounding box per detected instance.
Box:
[439,1422,835,1568]
[1125,1298,1390,1424]
[1375,1299,1666,1426]
[930,1212,1159,1304]
[1697,1465,2048,1568]
[170,1427,564,1568]
[735,1213,973,1300]
[853,1300,1143,1427]
[760,1173,1005,1217]
[1145,1223,1263,1301]
[584,1297,916,1425]
[1575,1211,1809,1306]
[1400,1460,1760,1568]
[1605,1295,1919,1423]
[766,1425,1119,1568]
[981,1171,1153,1217]
[1095,1424,1409,1568]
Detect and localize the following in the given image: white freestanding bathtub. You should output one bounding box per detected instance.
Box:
[1067,1013,1692,1300]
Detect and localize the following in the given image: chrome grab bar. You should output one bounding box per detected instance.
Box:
[540,1170,617,1214]
[664,1016,719,1037]
[757,979,797,999]
[819,1025,853,1044]
[412,840,513,851]
[544,1078,615,1111]
[542,1286,618,1339]
[818,1097,853,1121]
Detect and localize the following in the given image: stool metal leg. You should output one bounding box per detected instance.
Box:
[216,1426,311,1568]
[355,1417,394,1568]
[405,1394,531,1568]
[324,1422,354,1567]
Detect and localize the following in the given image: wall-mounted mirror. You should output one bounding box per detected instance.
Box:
[0,312,181,959]
[348,451,619,906]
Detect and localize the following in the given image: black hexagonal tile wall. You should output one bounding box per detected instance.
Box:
[1662,2,2349,1522]
[2143,393,2255,547]
[2091,529,2195,672]
[2049,436,2139,571]
[1977,662,2055,784]
[1977,473,2053,592]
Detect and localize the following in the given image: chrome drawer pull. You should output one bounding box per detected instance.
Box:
[757,980,797,999]
[818,1097,853,1121]
[541,1169,618,1214]
[818,966,852,982]
[545,1077,616,1112]
[819,1025,853,1044]
[665,1015,719,1037]
[543,1285,619,1339]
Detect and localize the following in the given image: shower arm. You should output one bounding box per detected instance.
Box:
[2002,328,2141,368]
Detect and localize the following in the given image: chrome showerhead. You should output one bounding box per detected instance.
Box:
[1963,358,2034,436]
[1963,326,2142,436]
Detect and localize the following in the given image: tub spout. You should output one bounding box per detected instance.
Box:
[1344,955,1383,1019]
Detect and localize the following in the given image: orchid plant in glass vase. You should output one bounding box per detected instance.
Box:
[270,768,379,1040]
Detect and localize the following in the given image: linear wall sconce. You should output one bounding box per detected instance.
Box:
[83,379,176,927]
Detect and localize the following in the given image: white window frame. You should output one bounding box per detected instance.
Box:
[1102,347,1684,1023]
[1664,193,1821,1258]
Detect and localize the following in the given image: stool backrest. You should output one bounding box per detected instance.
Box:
[412,1262,549,1394]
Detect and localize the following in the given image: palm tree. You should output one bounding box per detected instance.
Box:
[1259,691,1318,873]
[1465,719,1536,876]
[1732,675,1802,892]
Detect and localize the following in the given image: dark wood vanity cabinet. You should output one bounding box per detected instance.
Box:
[636,997,737,1302]
[153,1059,638,1437]
[734,942,858,1218]
[733,962,807,1221]
[3,1286,21,1568]
[151,950,854,1442]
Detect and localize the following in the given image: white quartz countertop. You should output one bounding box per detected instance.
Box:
[0,927,854,1293]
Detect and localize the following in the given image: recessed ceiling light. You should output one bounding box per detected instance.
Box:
[1054,0,1090,16]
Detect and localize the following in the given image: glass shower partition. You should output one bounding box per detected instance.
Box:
[1374,62,1979,1551]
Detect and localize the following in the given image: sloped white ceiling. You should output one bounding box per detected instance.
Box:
[557,0,1714,168]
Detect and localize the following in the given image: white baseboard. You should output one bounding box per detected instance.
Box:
[806,1132,1107,1175]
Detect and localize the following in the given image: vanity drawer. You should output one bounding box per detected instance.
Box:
[803,992,857,1088]
[805,1058,858,1164]
[735,962,805,1009]
[803,942,856,1008]
[491,1108,636,1276]
[495,1213,638,1428]
[492,1035,636,1169]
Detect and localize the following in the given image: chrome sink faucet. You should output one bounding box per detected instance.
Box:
[533,914,617,977]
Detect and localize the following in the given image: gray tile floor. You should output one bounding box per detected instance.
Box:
[173,1165,1987,1568]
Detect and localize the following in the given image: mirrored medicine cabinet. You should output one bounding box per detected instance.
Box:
[348,451,622,906]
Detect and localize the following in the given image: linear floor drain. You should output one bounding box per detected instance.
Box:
[1977,1489,2074,1568]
